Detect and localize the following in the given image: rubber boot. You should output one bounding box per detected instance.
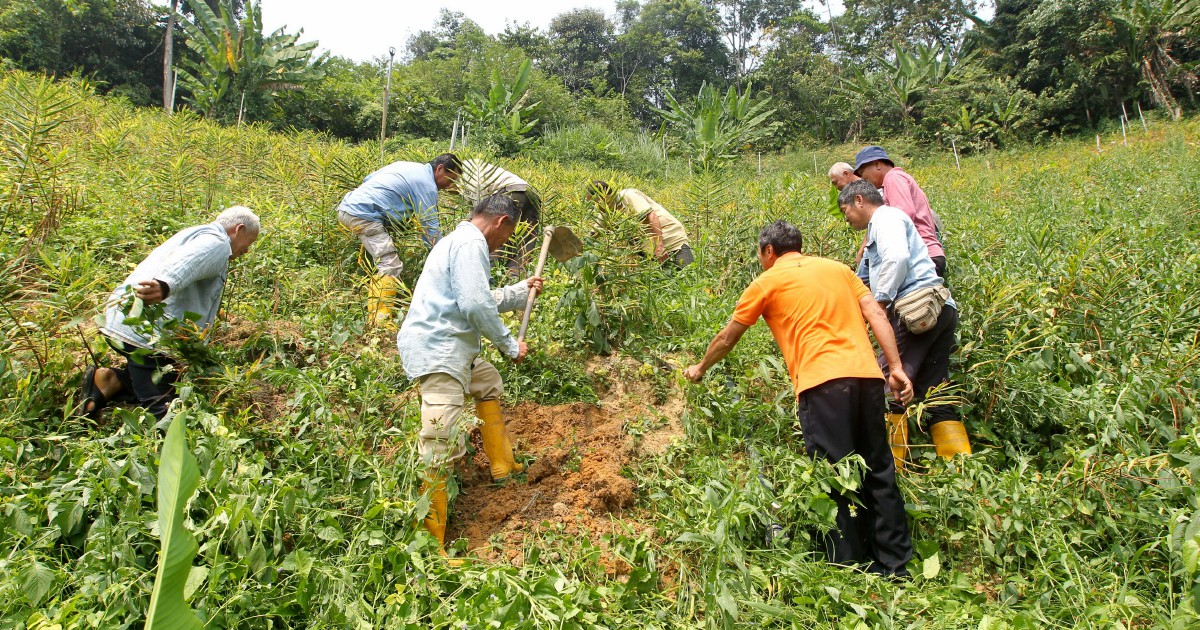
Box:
[419,473,449,547]
[886,412,909,472]
[477,399,524,482]
[930,420,972,458]
[366,275,400,328]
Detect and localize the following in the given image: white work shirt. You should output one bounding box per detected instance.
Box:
[397,221,529,388]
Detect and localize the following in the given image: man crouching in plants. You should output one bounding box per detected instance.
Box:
[838,179,970,464]
[76,206,261,421]
[683,220,915,577]
[396,193,544,555]
[586,180,694,267]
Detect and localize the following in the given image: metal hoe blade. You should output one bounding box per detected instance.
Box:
[547,225,583,262]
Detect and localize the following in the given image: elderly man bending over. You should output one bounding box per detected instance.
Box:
[397,193,544,553]
[78,206,260,420]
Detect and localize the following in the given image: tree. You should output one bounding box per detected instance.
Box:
[546,8,614,93]
[701,0,804,81]
[1112,0,1200,118]
[0,0,163,105]
[164,0,179,112]
[405,9,487,62]
[617,0,733,122]
[498,21,550,63]
[175,0,326,121]
[832,0,978,59]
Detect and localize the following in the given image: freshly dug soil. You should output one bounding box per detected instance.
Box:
[447,356,685,565]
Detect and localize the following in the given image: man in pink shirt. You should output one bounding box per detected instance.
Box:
[854,146,947,278]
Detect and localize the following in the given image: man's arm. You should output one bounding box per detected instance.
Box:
[868,213,910,303]
[683,320,750,382]
[151,231,230,303]
[417,191,440,247]
[859,295,913,405]
[645,211,667,261]
[453,240,522,360]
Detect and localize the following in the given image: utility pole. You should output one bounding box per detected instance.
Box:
[380,47,396,165]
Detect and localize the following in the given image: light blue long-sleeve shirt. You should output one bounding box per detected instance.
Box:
[857,205,955,307]
[397,221,529,388]
[336,161,441,246]
[101,222,232,350]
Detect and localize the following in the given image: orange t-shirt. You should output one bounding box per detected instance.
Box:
[732,252,884,395]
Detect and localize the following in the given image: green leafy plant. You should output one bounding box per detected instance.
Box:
[463,58,541,156]
[145,413,204,630]
[656,81,777,172]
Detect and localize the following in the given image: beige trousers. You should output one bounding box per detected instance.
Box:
[337,210,402,276]
[417,358,503,466]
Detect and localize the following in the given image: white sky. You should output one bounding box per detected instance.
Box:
[257,1,867,63]
[259,1,612,63]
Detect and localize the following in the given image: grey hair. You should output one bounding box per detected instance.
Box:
[828,162,854,178]
[837,179,883,207]
[471,193,522,223]
[757,220,803,255]
[215,206,261,233]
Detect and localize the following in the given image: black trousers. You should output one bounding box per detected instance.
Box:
[880,303,958,422]
[664,244,694,268]
[798,377,913,575]
[106,340,179,420]
[931,255,947,279]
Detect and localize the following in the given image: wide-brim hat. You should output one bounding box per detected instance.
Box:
[854,145,894,175]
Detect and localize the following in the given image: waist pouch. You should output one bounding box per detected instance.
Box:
[893,285,951,334]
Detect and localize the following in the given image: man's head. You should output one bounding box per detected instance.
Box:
[756,220,803,270]
[430,153,463,190]
[828,162,859,190]
[470,193,524,252]
[837,179,884,230]
[585,180,617,209]
[853,145,894,188]
[215,206,260,259]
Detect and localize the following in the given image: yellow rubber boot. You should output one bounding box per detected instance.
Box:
[367,275,400,328]
[477,399,524,482]
[887,412,909,472]
[930,421,972,458]
[417,472,465,565]
[419,473,449,547]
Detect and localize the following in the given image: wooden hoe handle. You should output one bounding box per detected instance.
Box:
[517,227,555,342]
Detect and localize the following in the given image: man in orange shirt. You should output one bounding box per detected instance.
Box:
[684,220,915,577]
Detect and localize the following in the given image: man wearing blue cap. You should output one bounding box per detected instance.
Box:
[853,146,947,278]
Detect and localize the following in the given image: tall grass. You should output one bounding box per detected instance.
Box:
[2,69,1200,627]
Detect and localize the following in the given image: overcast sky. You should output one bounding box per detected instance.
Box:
[257,1,861,64]
[259,1,612,63]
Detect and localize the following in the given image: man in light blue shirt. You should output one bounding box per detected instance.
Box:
[397,193,543,554]
[337,153,462,327]
[838,179,971,463]
[79,206,261,420]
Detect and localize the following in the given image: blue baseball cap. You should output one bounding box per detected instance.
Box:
[853,146,894,175]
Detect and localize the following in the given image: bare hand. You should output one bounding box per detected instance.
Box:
[135,280,166,305]
[683,364,705,383]
[514,341,529,364]
[888,371,914,406]
[526,276,545,295]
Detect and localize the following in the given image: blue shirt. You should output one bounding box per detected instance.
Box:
[336,161,441,246]
[397,221,529,388]
[857,205,955,307]
[101,223,232,350]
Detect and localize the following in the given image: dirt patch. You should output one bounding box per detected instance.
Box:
[447,355,686,566]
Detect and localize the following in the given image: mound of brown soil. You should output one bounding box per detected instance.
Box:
[447,355,686,565]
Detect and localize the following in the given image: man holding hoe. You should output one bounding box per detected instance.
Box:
[397,193,544,554]
[684,220,915,577]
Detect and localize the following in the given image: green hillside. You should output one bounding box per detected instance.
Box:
[3,72,1200,628]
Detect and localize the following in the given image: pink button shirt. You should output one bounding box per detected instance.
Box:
[881,168,944,259]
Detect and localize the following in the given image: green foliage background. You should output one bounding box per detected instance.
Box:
[2,72,1200,628]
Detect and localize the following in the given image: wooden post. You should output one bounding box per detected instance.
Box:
[1096,134,1102,153]
[757,152,762,176]
[380,47,395,165]
[1120,115,1128,146]
[951,139,961,171]
[1121,102,1129,128]
[812,153,818,175]
[1136,102,1148,131]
